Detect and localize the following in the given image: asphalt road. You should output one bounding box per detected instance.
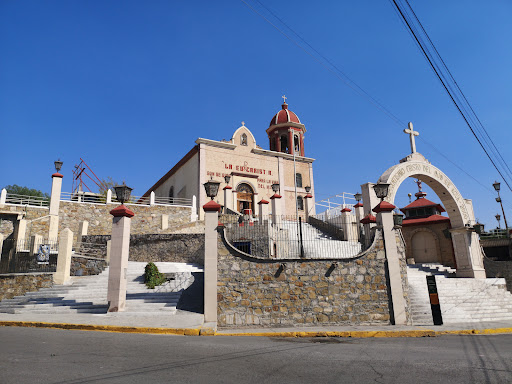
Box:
[1,327,511,384]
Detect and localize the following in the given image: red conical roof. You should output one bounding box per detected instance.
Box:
[269,102,301,127]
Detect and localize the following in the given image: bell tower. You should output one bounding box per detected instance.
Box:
[266,96,306,156]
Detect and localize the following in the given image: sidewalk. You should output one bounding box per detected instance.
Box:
[0,310,511,337]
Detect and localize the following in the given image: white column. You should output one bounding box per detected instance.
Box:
[354,203,364,241]
[223,186,233,213]
[49,173,63,241]
[304,196,312,221]
[203,201,220,323]
[150,191,155,206]
[341,208,357,241]
[106,189,112,204]
[161,214,169,230]
[270,194,282,225]
[191,195,198,222]
[258,199,269,221]
[30,234,43,256]
[107,206,134,312]
[78,220,88,239]
[14,219,27,249]
[106,239,111,264]
[450,227,486,278]
[361,182,379,217]
[0,188,6,205]
[54,228,73,285]
[376,204,407,325]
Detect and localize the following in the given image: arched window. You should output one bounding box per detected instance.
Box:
[270,137,276,151]
[280,135,288,153]
[294,135,300,153]
[297,196,304,210]
[295,173,302,188]
[241,133,248,146]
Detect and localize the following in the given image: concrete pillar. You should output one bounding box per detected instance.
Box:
[150,191,155,206]
[223,186,233,213]
[341,208,357,241]
[203,200,221,323]
[161,214,168,230]
[0,188,6,205]
[78,220,88,240]
[49,172,63,242]
[361,182,379,218]
[354,202,364,241]
[106,240,111,263]
[450,227,486,278]
[106,189,112,204]
[54,228,73,285]
[30,234,43,256]
[258,199,269,221]
[14,219,27,249]
[270,193,282,225]
[107,204,134,312]
[191,195,198,222]
[375,201,407,325]
[304,194,313,220]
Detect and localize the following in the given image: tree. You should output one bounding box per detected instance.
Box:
[3,184,50,199]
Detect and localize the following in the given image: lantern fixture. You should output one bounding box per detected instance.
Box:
[354,192,362,202]
[393,213,404,227]
[373,183,390,201]
[271,183,280,193]
[493,181,501,192]
[224,175,231,185]
[54,159,63,172]
[114,182,133,205]
[305,186,311,193]
[203,177,220,200]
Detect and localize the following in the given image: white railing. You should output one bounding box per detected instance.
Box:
[60,190,193,207]
[315,192,356,219]
[2,192,49,207]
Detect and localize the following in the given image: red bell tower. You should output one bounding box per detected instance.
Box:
[266,96,306,156]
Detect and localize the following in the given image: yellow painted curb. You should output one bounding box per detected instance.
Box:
[0,321,200,336]
[1,321,511,338]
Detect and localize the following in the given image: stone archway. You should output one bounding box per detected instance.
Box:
[366,151,485,278]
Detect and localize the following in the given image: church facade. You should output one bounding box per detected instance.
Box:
[143,100,316,219]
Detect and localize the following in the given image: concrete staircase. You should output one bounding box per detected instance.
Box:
[0,262,203,315]
[406,263,512,324]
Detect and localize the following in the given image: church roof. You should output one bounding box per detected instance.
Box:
[400,197,445,213]
[269,102,301,127]
[403,215,450,226]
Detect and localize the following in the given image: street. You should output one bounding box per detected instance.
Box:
[0,327,511,383]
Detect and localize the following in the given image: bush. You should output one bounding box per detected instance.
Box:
[144,262,166,289]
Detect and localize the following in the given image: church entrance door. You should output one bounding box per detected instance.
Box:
[236,183,254,213]
[411,231,438,263]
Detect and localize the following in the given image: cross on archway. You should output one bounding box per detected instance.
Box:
[404,122,419,153]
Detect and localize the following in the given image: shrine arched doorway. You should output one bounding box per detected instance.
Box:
[410,229,440,264]
[366,151,485,278]
[236,183,254,213]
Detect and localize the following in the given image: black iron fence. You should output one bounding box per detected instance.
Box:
[0,238,58,273]
[220,215,363,259]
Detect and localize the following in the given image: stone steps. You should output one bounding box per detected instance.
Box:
[0,261,203,315]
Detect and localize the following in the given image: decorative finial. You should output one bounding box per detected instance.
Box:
[415,179,422,192]
[403,122,419,154]
[414,179,427,199]
[241,121,245,126]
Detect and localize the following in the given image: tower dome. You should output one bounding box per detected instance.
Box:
[266,97,306,156]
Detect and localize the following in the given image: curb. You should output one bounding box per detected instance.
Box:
[1,321,512,337]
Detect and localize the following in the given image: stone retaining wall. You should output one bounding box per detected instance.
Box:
[70,256,108,276]
[82,234,204,265]
[217,230,404,327]
[0,273,53,301]
[484,258,512,292]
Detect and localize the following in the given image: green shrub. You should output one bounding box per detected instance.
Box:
[144,262,166,289]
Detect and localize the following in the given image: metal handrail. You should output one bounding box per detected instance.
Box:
[4,193,49,207]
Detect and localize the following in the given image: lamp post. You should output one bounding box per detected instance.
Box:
[224,175,231,185]
[54,159,63,173]
[493,181,508,229]
[114,183,133,204]
[203,177,220,201]
[354,192,362,204]
[373,183,390,202]
[495,213,501,229]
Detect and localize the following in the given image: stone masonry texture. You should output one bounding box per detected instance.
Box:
[0,273,53,301]
[217,230,402,327]
[484,258,512,292]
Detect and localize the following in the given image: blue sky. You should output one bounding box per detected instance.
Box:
[1,1,511,229]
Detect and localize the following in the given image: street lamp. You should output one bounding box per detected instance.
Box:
[271,183,280,194]
[373,183,390,201]
[495,213,501,229]
[224,175,231,185]
[54,159,63,173]
[305,186,311,193]
[114,183,133,204]
[354,192,362,203]
[203,177,220,200]
[493,181,508,229]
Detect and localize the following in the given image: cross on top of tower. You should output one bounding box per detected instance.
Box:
[403,122,419,154]
[282,95,287,103]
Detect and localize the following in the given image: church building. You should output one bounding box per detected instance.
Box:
[143,99,316,220]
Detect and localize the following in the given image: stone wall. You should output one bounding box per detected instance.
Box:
[484,258,512,292]
[217,230,397,327]
[70,256,107,276]
[0,202,193,241]
[0,273,53,301]
[82,234,204,265]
